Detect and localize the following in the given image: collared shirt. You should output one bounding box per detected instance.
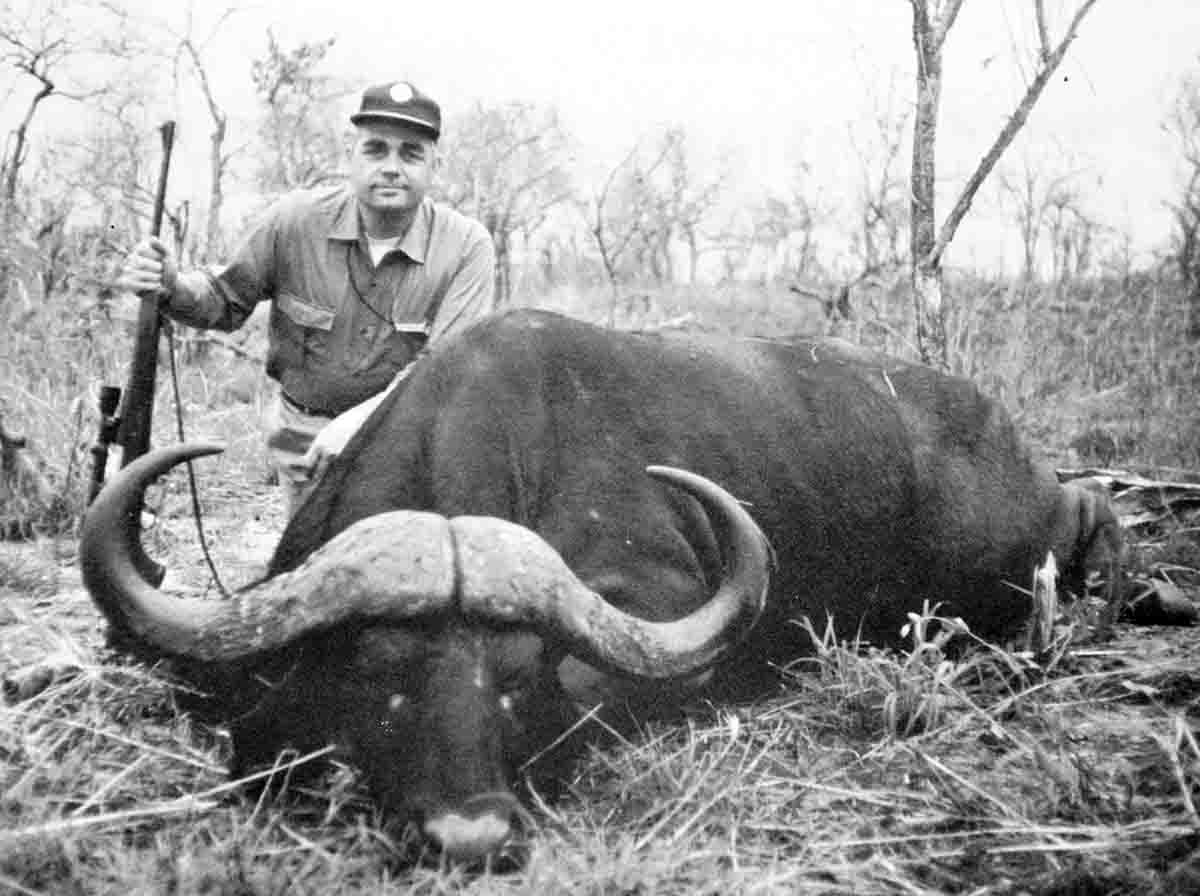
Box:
[166,186,496,414]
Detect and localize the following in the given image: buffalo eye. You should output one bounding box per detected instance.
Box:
[388,693,410,713]
[499,694,516,714]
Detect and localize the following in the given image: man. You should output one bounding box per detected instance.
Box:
[117,81,496,515]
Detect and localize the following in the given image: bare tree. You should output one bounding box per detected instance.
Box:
[0,0,114,224]
[584,127,726,307]
[99,1,246,261]
[1166,63,1200,337]
[755,194,816,281]
[251,30,349,193]
[585,136,676,308]
[1044,184,1096,288]
[997,152,1086,284]
[587,144,643,299]
[906,0,1100,367]
[25,86,164,296]
[657,129,728,283]
[439,101,574,304]
[162,5,243,262]
[752,161,823,282]
[847,82,911,282]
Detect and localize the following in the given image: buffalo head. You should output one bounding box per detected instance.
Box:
[80,443,770,861]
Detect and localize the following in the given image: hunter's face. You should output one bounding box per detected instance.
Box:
[349,121,437,228]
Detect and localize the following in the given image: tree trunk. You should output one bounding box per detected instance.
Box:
[205,115,226,262]
[494,228,511,305]
[907,0,1098,367]
[909,3,949,369]
[2,79,54,227]
[685,227,700,284]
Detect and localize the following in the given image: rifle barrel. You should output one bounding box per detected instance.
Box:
[114,120,176,468]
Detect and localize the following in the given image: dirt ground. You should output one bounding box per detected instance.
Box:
[0,480,285,677]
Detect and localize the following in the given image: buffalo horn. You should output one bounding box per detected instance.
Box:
[80,443,457,662]
[453,465,772,679]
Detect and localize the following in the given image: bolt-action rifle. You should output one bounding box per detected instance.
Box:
[87,121,176,586]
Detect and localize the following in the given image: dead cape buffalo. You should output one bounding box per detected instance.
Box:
[80,308,1115,861]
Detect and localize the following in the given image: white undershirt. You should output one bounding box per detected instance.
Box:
[367,235,402,265]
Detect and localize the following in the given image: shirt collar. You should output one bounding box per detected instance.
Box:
[329,191,432,265]
[396,198,431,264]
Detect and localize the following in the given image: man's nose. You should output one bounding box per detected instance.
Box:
[379,151,405,173]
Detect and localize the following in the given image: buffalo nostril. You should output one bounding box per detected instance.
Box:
[422,809,513,862]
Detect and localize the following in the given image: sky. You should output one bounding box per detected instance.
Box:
[9,0,1200,273]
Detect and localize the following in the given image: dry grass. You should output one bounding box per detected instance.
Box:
[2,582,1198,894]
[2,269,1199,892]
[0,287,274,537]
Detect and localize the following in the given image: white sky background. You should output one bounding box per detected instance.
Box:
[9,0,1200,274]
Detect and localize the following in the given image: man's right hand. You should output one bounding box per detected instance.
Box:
[116,237,178,300]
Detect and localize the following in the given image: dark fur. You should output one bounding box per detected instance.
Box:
[205,310,1089,836]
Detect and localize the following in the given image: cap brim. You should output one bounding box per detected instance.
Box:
[350,112,439,137]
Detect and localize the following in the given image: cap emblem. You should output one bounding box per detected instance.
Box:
[389,82,415,104]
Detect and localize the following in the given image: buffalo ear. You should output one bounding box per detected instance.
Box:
[514,668,591,799]
[223,642,358,787]
[227,700,337,789]
[228,702,292,779]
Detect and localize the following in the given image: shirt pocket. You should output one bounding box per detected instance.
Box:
[278,292,335,330]
[267,291,336,379]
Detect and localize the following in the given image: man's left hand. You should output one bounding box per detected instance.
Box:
[299,366,413,482]
[300,402,374,481]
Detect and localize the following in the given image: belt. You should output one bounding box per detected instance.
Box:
[281,392,339,419]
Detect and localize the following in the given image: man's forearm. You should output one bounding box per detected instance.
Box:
[161,270,233,330]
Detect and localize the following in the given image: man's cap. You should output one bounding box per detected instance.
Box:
[350,81,441,138]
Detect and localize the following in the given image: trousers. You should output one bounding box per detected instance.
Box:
[265,391,332,517]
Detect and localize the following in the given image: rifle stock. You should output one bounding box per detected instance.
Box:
[88,121,177,586]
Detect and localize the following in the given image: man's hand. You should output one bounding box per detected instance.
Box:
[298,367,413,482]
[300,402,376,482]
[117,237,178,299]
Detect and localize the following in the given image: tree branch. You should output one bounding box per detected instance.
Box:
[1034,0,1052,61]
[927,0,1099,269]
[934,0,967,48]
[908,0,931,35]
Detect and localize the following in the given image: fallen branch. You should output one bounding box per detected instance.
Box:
[1057,468,1200,533]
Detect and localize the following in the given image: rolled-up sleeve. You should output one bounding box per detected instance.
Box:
[427,226,496,345]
